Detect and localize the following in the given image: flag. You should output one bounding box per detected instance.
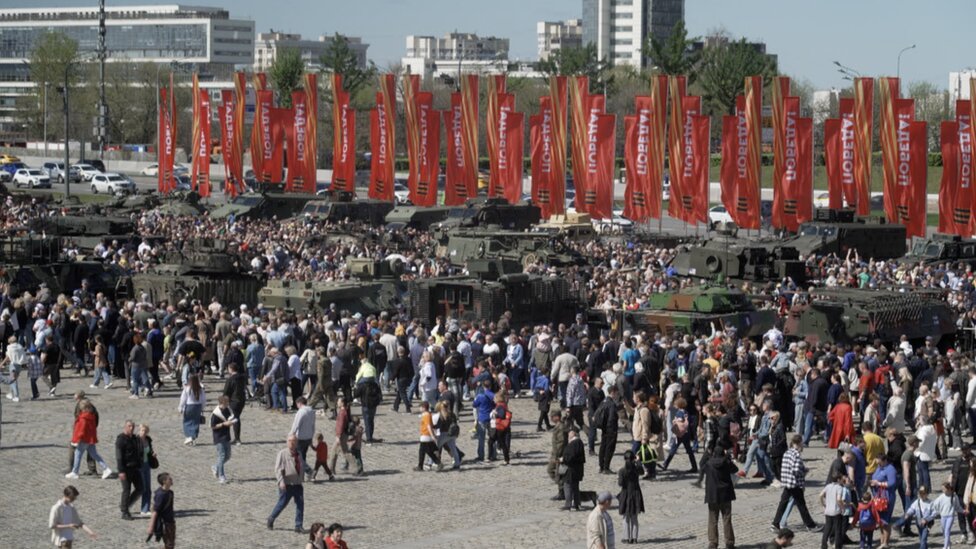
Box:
[190,73,211,197]
[445,93,471,205]
[781,113,813,232]
[895,121,927,238]
[330,74,356,194]
[579,94,607,214]
[570,75,590,211]
[957,100,975,234]
[623,97,654,222]
[647,75,667,220]
[531,97,560,218]
[157,87,175,194]
[403,73,421,203]
[369,93,394,201]
[548,76,568,214]
[460,74,480,199]
[773,96,800,230]
[250,73,267,179]
[879,77,900,222]
[498,110,524,205]
[853,77,874,216]
[939,121,961,234]
[740,75,762,229]
[667,76,688,223]
[839,98,858,209]
[490,93,516,199]
[286,90,309,192]
[301,72,318,194]
[415,102,440,207]
[824,118,843,210]
[219,86,244,197]
[672,94,702,225]
[771,76,791,209]
[584,113,615,220]
[719,114,738,221]
[267,107,287,184]
[486,74,507,193]
[689,114,710,225]
[884,96,917,222]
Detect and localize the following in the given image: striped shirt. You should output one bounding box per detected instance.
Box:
[780,447,807,489]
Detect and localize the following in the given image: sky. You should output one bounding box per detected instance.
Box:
[8,0,974,90]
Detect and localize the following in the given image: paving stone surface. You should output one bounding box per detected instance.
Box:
[0,374,960,548]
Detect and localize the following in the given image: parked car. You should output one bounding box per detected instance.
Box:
[43,162,82,183]
[0,154,21,165]
[88,159,106,173]
[72,163,101,181]
[174,174,192,191]
[141,163,159,177]
[1,162,26,177]
[0,170,10,183]
[89,172,135,195]
[394,181,410,204]
[13,168,51,189]
[708,205,735,229]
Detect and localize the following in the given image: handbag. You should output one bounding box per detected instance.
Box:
[637,443,658,465]
[557,464,569,477]
[149,453,160,469]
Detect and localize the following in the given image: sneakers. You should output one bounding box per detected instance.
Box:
[5,393,11,400]
[128,394,139,400]
[65,472,79,480]
[140,511,152,517]
[771,480,783,488]
[11,396,18,402]
[184,437,193,445]
[49,387,57,396]
[89,384,98,389]
[104,382,114,389]
[101,468,113,480]
[212,465,218,479]
[219,476,227,484]
[806,524,823,533]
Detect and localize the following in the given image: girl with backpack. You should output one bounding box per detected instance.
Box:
[854,491,883,549]
[490,393,513,465]
[660,397,696,474]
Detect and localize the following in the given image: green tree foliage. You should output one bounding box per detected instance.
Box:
[269,48,305,108]
[319,33,377,99]
[644,19,700,80]
[537,43,614,94]
[696,38,778,116]
[909,81,949,152]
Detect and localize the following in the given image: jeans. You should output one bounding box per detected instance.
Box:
[269,484,304,529]
[802,410,816,446]
[361,405,376,441]
[941,515,954,548]
[181,404,202,440]
[423,388,438,409]
[140,463,152,513]
[917,460,932,493]
[120,467,144,515]
[437,434,462,468]
[71,442,108,475]
[446,378,464,414]
[794,402,805,433]
[271,383,288,412]
[407,372,420,400]
[587,413,598,453]
[822,514,845,549]
[772,487,817,528]
[476,421,496,461]
[8,364,20,399]
[247,366,261,393]
[393,378,412,412]
[130,367,147,395]
[215,440,231,478]
[663,435,696,471]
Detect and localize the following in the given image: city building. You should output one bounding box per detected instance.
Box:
[253,32,368,73]
[0,4,255,141]
[581,0,684,68]
[537,19,583,61]
[949,70,975,102]
[402,32,510,82]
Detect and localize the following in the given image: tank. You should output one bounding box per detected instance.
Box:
[408,273,579,327]
[385,205,453,230]
[31,214,135,236]
[434,228,583,270]
[901,234,976,266]
[0,231,122,296]
[785,209,906,259]
[590,286,776,339]
[258,257,405,314]
[670,238,807,283]
[783,287,956,345]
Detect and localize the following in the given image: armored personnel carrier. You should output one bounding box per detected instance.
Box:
[258,258,404,314]
[408,271,579,327]
[670,237,807,283]
[590,286,776,339]
[434,229,583,270]
[0,231,123,296]
[783,287,956,346]
[300,197,394,226]
[433,198,541,231]
[787,209,906,260]
[31,214,134,236]
[385,205,453,230]
[210,191,318,220]
[901,234,976,266]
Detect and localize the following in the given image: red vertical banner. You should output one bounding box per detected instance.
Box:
[773,96,800,230]
[783,117,813,231]
[689,114,710,224]
[647,75,667,220]
[250,73,267,181]
[415,104,440,207]
[530,97,560,218]
[403,74,421,202]
[719,114,738,219]
[939,121,961,234]
[460,74,480,199]
[623,96,653,222]
[410,91,434,205]
[548,76,568,215]
[157,87,175,194]
[853,78,874,216]
[486,74,507,193]
[741,76,762,229]
[287,90,308,192]
[957,100,975,234]
[585,113,615,220]
[190,74,211,197]
[267,107,287,183]
[445,93,469,206]
[301,72,318,194]
[896,121,927,238]
[231,72,246,195]
[499,111,524,205]
[369,93,394,201]
[771,76,791,218]
[879,77,900,221]
[667,76,688,223]
[839,98,858,209]
[219,90,237,196]
[569,75,590,211]
[679,95,703,224]
[490,93,516,199]
[888,98,917,223]
[579,94,606,214]
[330,75,356,194]
[824,119,843,210]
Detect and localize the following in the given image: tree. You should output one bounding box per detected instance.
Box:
[908,81,949,152]
[21,32,81,142]
[537,43,614,94]
[269,47,305,108]
[696,38,777,117]
[644,19,700,80]
[319,33,377,98]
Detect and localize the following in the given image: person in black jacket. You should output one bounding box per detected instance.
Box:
[703,444,738,549]
[116,420,143,520]
[222,361,248,444]
[586,377,605,456]
[595,385,620,474]
[443,345,465,415]
[354,378,383,444]
[560,430,586,511]
[390,347,413,414]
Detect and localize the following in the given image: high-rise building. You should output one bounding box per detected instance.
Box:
[254,32,368,73]
[949,70,975,102]
[537,19,583,61]
[402,32,510,82]
[581,0,684,68]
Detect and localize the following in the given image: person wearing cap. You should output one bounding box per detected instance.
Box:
[586,490,615,549]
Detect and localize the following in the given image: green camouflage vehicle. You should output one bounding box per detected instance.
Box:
[0,231,123,296]
[258,257,404,314]
[31,214,134,236]
[783,287,956,345]
[670,237,807,283]
[589,286,776,338]
[433,198,541,231]
[900,233,976,266]
[210,191,318,220]
[434,228,583,270]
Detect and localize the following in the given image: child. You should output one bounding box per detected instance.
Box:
[894,485,935,549]
[930,482,964,548]
[415,401,441,472]
[310,432,334,481]
[147,472,176,548]
[854,491,882,549]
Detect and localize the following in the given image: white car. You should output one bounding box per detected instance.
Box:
[90,172,135,195]
[814,192,830,208]
[593,210,634,234]
[72,163,101,181]
[394,181,410,204]
[141,163,159,176]
[12,168,51,189]
[708,205,735,228]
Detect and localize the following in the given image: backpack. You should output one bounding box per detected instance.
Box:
[857,506,876,529]
[493,405,512,431]
[673,413,688,438]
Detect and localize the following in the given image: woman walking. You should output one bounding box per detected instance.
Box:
[65,399,112,479]
[617,450,645,544]
[90,335,112,389]
[414,401,441,471]
[210,395,236,483]
[490,393,513,465]
[661,397,697,473]
[178,374,206,445]
[138,424,157,516]
[434,400,462,470]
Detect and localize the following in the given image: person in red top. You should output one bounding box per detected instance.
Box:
[67,399,112,479]
[325,522,349,549]
[328,398,354,475]
[857,362,875,421]
[827,392,855,449]
[310,432,334,481]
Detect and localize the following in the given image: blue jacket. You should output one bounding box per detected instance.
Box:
[473,390,496,423]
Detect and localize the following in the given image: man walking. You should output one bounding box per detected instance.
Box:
[290,397,316,480]
[595,385,620,474]
[703,445,737,549]
[222,362,247,445]
[771,435,822,532]
[115,420,143,520]
[586,491,615,549]
[561,430,586,511]
[146,473,175,549]
[268,434,305,533]
[49,485,97,547]
[390,347,413,414]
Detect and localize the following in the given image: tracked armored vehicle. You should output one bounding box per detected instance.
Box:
[670,237,807,283]
[901,234,976,266]
[210,191,318,220]
[434,229,583,270]
[257,258,404,314]
[783,287,956,345]
[786,209,906,259]
[300,197,394,226]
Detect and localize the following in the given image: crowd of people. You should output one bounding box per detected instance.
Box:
[6,193,976,548]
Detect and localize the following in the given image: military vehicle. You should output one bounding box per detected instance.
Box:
[434,229,584,270]
[99,191,208,217]
[433,198,541,231]
[670,235,807,283]
[30,214,134,236]
[408,271,579,327]
[300,196,394,226]
[784,209,906,260]
[534,212,599,240]
[901,234,976,266]
[589,285,777,339]
[0,231,123,296]
[783,287,956,346]
[385,205,453,230]
[210,191,318,220]
[116,238,264,306]
[258,257,404,314]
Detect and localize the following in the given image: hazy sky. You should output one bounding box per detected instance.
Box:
[9,0,974,90]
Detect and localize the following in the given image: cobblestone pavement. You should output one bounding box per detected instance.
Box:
[0,373,961,548]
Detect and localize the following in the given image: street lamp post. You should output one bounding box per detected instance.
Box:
[897,44,916,81]
[155,60,179,160]
[62,61,71,198]
[833,60,862,82]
